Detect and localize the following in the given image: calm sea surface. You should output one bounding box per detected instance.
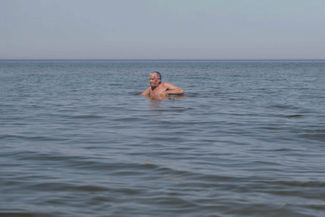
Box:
[1,60,325,217]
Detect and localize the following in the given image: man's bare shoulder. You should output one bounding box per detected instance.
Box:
[160,82,174,88]
[141,86,151,96]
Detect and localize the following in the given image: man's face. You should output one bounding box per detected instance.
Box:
[149,73,160,88]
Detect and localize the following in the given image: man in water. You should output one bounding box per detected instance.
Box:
[141,71,184,100]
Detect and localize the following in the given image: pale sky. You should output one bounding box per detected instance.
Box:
[1,0,324,59]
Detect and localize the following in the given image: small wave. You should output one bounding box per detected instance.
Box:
[0,212,51,217]
[301,130,325,142]
[47,113,106,119]
[129,91,142,96]
[140,195,200,210]
[270,104,302,110]
[273,148,296,152]
[0,134,65,142]
[304,204,325,211]
[285,114,304,119]
[26,182,110,193]
[224,203,309,217]
[112,116,146,122]
[70,114,105,119]
[153,106,192,112]
[261,180,325,188]
[301,133,325,142]
[182,92,197,97]
[75,184,110,192]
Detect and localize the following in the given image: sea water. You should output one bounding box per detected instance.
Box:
[1,60,325,217]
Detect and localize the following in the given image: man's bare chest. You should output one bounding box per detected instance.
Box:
[150,86,167,97]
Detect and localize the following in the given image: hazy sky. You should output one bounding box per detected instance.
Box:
[1,0,325,59]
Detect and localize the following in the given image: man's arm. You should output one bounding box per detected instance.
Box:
[141,87,150,97]
[164,82,184,95]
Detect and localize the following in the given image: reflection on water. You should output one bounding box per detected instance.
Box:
[149,99,163,110]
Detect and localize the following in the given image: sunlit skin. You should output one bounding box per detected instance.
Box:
[141,71,184,100]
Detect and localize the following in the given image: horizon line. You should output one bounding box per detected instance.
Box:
[1,58,325,61]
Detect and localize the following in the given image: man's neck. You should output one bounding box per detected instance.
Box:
[151,82,161,90]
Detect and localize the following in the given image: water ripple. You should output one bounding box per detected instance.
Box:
[1,60,325,217]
